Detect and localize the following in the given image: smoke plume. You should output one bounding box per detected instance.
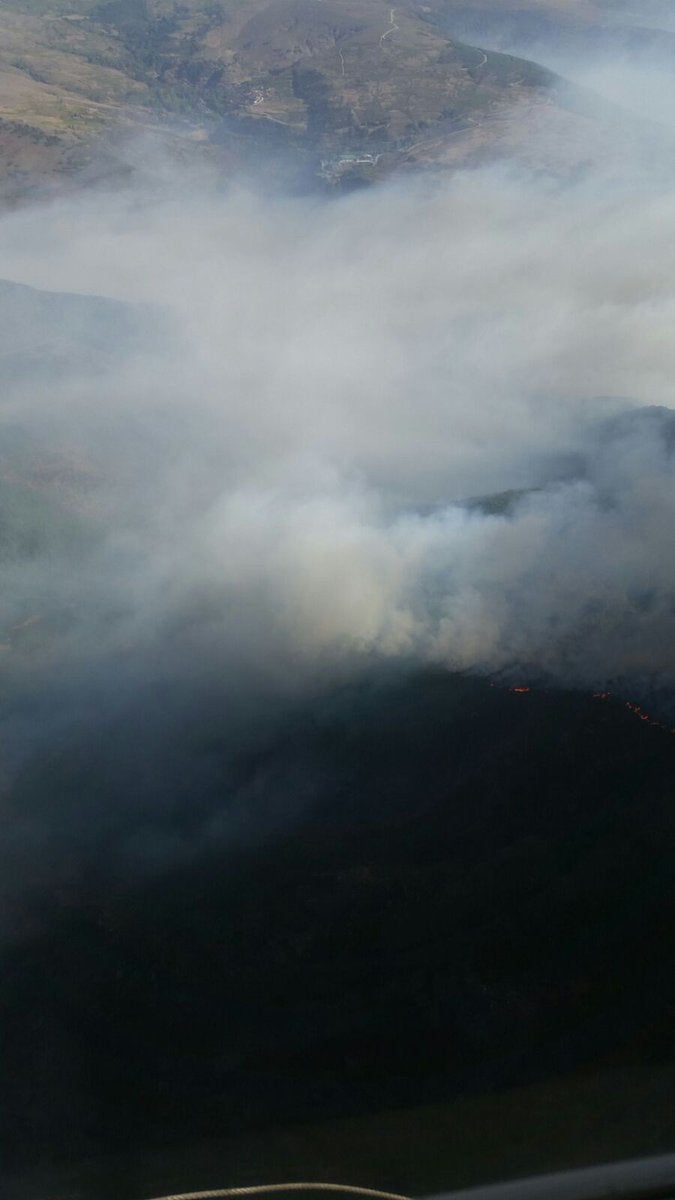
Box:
[1,97,674,914]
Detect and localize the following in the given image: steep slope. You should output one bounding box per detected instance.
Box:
[0,0,586,198]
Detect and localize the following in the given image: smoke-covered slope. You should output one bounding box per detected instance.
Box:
[0,278,153,377]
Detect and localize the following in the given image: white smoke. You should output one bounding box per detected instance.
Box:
[1,155,674,704]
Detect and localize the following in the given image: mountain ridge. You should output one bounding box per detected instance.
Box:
[0,0,616,199]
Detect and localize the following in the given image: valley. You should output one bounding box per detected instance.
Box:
[0,0,653,199]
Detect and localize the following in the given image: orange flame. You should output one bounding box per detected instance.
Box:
[493,681,674,735]
[592,692,674,734]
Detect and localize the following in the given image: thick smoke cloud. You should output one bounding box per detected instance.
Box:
[2,167,674,673]
[1,109,674,915]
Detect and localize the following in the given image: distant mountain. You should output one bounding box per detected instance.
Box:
[0,278,152,377]
[430,0,675,65]
[0,0,627,199]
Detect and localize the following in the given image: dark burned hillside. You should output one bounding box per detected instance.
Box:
[2,670,674,1175]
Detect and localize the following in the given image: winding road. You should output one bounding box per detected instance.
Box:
[380,7,399,45]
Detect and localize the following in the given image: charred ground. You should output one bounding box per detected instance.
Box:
[1,668,674,1186]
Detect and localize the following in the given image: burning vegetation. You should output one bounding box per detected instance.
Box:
[495,682,675,734]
